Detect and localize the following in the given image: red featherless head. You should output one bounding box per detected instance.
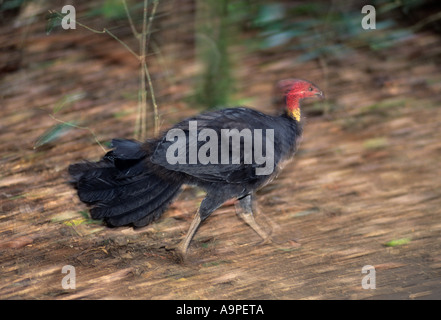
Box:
[276,79,323,121]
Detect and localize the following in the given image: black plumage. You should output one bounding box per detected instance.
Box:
[69,79,323,258]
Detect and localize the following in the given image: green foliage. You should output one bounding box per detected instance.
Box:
[0,0,27,10]
[34,92,84,148]
[363,137,389,150]
[53,92,86,114]
[241,1,418,62]
[78,210,103,225]
[194,0,234,110]
[46,11,64,35]
[87,0,128,20]
[34,92,107,151]
[384,238,411,247]
[34,122,76,149]
[253,2,297,49]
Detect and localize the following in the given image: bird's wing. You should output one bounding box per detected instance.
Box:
[150,108,280,183]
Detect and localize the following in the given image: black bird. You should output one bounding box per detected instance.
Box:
[69,79,323,259]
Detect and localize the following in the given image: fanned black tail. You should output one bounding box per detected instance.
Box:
[68,139,182,227]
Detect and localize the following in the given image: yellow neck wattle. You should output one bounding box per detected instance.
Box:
[286,94,301,121]
[289,108,301,121]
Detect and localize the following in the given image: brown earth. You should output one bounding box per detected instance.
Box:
[1,3,441,299]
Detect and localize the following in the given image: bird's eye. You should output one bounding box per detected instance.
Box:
[308,87,313,91]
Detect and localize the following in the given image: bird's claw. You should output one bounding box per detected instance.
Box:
[258,236,301,251]
[260,236,275,245]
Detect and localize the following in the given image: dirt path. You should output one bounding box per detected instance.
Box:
[1,5,441,300]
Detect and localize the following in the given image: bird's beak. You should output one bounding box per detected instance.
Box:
[315,91,324,98]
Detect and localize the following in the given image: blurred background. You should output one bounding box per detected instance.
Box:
[1,0,441,299]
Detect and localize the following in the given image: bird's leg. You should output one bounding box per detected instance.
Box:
[175,194,226,261]
[237,195,302,250]
[175,209,202,261]
[236,194,271,243]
